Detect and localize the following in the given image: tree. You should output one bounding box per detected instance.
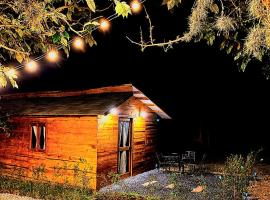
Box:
[128,0,270,79]
[0,0,134,134]
[0,0,132,88]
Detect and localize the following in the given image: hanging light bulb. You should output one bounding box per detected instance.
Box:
[25,60,38,73]
[130,0,142,13]
[99,18,110,32]
[72,37,85,51]
[46,49,59,62]
[6,68,17,77]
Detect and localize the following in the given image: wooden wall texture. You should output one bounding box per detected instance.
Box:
[96,97,158,187]
[0,116,98,189]
[0,97,159,190]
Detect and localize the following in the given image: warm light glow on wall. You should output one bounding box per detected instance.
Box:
[99,18,110,32]
[98,114,116,128]
[46,49,59,62]
[110,108,118,115]
[140,111,147,118]
[25,60,38,73]
[130,0,142,13]
[72,37,85,51]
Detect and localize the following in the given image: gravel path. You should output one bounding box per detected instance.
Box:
[99,169,222,200]
[0,193,39,200]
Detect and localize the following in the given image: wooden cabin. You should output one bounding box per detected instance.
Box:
[0,84,170,190]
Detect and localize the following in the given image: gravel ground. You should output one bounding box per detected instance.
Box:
[0,193,39,200]
[99,169,222,200]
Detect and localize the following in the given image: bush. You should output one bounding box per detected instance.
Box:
[218,151,257,199]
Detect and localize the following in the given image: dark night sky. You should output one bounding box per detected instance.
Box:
[2,1,270,160]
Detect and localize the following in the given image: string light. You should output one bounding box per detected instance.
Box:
[130,0,142,13]
[72,37,85,51]
[6,0,147,77]
[99,18,111,32]
[25,60,38,73]
[46,49,59,62]
[6,68,17,77]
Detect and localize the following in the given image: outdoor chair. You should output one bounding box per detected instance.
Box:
[181,151,196,174]
[156,152,183,172]
[155,152,169,171]
[182,151,196,163]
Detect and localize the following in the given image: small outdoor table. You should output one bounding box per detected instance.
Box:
[162,154,184,172]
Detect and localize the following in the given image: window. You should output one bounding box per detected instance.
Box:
[31,124,46,151]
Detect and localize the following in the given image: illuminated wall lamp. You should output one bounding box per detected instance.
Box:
[140,111,147,118]
[109,108,118,115]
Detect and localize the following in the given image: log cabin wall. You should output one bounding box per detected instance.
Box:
[96,114,119,188]
[119,97,159,175]
[96,97,158,187]
[0,116,98,190]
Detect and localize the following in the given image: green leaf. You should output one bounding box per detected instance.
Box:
[63,31,70,40]
[207,35,215,46]
[51,16,59,24]
[240,62,247,72]
[234,52,241,61]
[86,0,96,12]
[220,41,226,50]
[16,29,24,38]
[61,37,68,46]
[226,45,233,54]
[52,33,61,44]
[115,0,132,18]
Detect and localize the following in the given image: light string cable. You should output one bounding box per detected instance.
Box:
[12,0,146,71]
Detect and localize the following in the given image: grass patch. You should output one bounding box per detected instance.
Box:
[0,176,154,200]
[0,175,93,200]
[95,192,158,200]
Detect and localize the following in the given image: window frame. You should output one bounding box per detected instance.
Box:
[30,123,47,152]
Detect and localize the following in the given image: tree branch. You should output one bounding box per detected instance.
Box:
[0,44,29,55]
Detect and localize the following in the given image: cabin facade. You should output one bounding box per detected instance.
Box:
[0,84,170,190]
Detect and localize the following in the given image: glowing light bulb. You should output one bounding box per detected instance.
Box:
[25,60,38,73]
[130,0,142,13]
[46,49,59,62]
[72,37,85,50]
[140,111,147,118]
[110,108,118,115]
[6,68,17,78]
[99,18,110,32]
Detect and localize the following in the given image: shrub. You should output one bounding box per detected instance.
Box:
[107,171,121,184]
[218,151,257,199]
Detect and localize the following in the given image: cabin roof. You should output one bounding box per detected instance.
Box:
[0,84,171,119]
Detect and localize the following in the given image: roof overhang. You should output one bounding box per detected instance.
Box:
[132,86,171,119]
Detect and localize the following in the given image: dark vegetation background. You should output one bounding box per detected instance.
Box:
[2,0,270,162]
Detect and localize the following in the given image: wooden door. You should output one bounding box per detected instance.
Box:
[118,118,132,175]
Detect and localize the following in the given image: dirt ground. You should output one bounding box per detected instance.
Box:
[248,165,270,200]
